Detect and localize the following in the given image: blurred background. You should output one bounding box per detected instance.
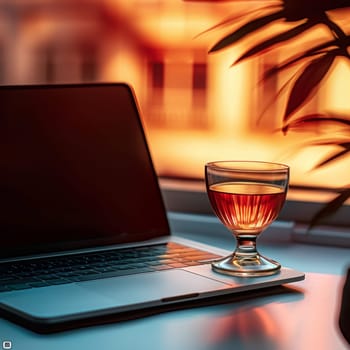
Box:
[1,0,350,190]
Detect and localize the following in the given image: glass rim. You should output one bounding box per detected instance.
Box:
[205,160,289,173]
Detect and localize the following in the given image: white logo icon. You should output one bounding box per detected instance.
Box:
[2,341,12,350]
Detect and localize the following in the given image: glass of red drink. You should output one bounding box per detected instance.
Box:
[205,160,289,277]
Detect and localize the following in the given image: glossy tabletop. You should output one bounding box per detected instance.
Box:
[1,213,350,350]
[1,269,349,349]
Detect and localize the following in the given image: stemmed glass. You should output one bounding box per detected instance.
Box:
[205,161,289,277]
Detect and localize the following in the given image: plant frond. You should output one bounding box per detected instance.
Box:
[257,70,300,126]
[195,4,281,39]
[308,186,350,230]
[307,140,350,169]
[209,10,285,52]
[282,113,350,133]
[261,38,345,81]
[234,20,315,64]
[283,53,336,122]
[314,147,350,169]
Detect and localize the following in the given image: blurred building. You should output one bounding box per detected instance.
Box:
[1,0,350,188]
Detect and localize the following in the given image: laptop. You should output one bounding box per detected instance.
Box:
[0,82,304,333]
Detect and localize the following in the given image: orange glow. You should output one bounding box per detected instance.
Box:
[146,128,350,188]
[1,1,350,189]
[206,306,282,347]
[323,58,350,113]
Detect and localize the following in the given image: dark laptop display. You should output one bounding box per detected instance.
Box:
[0,83,169,258]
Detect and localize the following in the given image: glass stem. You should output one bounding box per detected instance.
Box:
[234,235,259,257]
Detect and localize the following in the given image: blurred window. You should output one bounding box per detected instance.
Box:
[0,1,350,235]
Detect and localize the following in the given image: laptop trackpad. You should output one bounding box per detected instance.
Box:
[79,269,229,307]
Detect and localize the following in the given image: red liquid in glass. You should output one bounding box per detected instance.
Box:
[208,182,286,234]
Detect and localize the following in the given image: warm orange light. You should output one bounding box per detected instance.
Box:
[323,58,350,113]
[2,1,350,189]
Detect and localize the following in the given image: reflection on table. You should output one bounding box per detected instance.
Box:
[1,271,349,350]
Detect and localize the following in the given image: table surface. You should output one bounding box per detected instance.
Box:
[1,224,350,350]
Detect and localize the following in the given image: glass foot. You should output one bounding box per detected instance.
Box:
[211,253,281,277]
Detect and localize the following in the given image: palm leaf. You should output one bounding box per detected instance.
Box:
[262,51,325,83]
[257,70,300,126]
[320,12,348,40]
[209,10,285,53]
[314,146,350,169]
[283,53,335,122]
[281,113,350,134]
[307,140,350,169]
[234,20,315,64]
[308,186,350,230]
[196,4,280,39]
[261,38,345,82]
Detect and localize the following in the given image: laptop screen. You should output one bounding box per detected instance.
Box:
[0,83,170,258]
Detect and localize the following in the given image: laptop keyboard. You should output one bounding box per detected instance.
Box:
[0,242,221,292]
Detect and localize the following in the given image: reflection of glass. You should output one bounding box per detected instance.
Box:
[205,161,289,277]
